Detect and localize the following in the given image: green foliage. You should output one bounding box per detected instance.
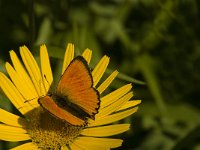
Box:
[0,0,200,149]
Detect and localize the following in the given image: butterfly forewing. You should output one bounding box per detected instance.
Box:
[56,56,100,119]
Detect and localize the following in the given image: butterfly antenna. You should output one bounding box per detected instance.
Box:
[44,74,53,95]
[44,74,51,87]
[24,96,39,103]
[18,104,38,110]
[23,76,48,104]
[14,86,37,106]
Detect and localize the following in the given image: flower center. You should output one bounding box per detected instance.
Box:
[26,107,83,149]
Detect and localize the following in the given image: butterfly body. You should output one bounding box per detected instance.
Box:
[38,56,100,126]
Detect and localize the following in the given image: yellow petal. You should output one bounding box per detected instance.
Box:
[69,144,83,150]
[101,84,132,108]
[40,45,53,93]
[20,46,45,96]
[82,48,92,64]
[10,142,38,150]
[0,124,30,141]
[97,70,119,94]
[5,63,38,109]
[70,142,107,150]
[71,137,122,149]
[0,72,30,114]
[9,50,38,98]
[62,43,74,74]
[96,92,133,118]
[0,124,27,133]
[61,146,70,150]
[118,100,141,111]
[89,107,138,127]
[92,55,110,87]
[0,109,27,127]
[81,124,130,137]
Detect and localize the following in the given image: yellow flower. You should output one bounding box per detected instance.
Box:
[0,43,141,150]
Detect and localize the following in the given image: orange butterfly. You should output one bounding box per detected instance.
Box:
[38,56,100,126]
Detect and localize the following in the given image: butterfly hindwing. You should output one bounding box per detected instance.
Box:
[38,95,86,126]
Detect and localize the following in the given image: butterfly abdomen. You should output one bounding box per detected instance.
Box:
[52,94,90,120]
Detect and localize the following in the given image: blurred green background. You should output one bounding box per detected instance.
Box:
[0,0,200,150]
